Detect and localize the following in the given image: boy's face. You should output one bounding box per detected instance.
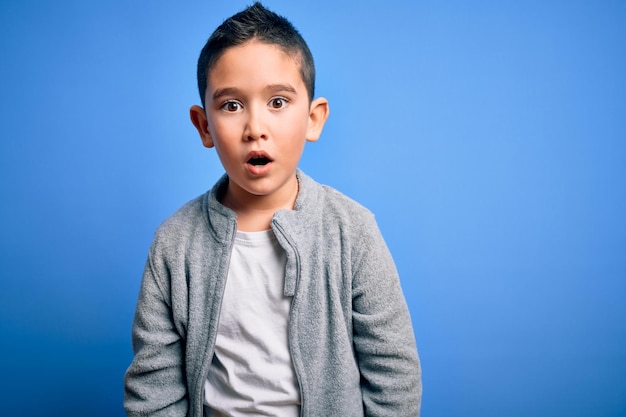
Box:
[190,40,328,209]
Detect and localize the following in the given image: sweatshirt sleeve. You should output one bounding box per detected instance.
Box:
[351,214,422,416]
[123,245,189,417]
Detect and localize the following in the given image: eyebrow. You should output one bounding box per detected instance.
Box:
[266,84,297,95]
[212,87,240,101]
[211,84,298,101]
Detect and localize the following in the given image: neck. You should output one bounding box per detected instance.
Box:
[222,176,298,232]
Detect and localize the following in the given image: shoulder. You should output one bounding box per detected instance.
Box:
[154,193,208,241]
[322,184,374,221]
[149,174,233,255]
[297,171,379,235]
[294,173,395,276]
[301,172,374,216]
[144,191,221,280]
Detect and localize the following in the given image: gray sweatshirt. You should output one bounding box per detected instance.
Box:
[124,171,421,416]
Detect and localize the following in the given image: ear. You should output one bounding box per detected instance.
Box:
[305,97,329,143]
[190,105,215,148]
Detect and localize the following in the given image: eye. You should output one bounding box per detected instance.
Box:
[221,101,242,112]
[269,97,288,109]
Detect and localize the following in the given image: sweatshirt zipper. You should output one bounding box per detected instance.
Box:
[272,221,305,417]
[196,221,238,417]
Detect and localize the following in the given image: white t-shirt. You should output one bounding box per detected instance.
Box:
[204,230,300,417]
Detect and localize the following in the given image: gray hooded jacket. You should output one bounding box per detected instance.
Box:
[124,171,421,416]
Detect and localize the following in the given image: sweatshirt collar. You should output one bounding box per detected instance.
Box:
[206,169,318,243]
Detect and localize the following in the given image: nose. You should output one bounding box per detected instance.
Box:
[243,105,268,141]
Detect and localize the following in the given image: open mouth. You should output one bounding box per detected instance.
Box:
[248,155,272,166]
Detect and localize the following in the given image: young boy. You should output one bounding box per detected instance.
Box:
[124,3,421,416]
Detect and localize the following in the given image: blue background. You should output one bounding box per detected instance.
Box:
[1,1,624,415]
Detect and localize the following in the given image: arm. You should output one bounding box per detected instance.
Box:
[124,250,189,417]
[351,216,422,416]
